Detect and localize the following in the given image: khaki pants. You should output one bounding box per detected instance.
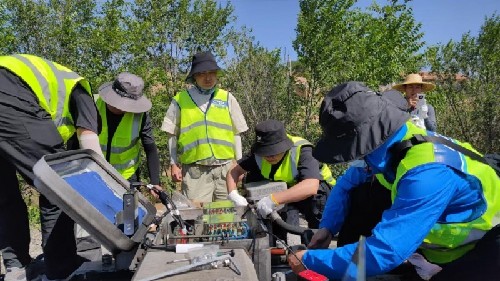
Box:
[181,162,232,203]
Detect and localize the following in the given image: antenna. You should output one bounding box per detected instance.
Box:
[342,235,366,281]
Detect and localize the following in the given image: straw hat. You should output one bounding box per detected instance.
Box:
[393,73,435,92]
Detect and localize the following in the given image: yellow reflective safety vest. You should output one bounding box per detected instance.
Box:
[255,135,336,187]
[97,98,143,179]
[0,54,92,142]
[174,88,235,164]
[379,121,500,264]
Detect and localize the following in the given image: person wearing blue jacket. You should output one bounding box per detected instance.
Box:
[288,82,500,280]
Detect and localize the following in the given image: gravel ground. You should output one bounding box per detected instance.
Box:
[29,227,43,259]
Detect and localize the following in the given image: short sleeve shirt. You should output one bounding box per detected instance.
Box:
[161,86,248,135]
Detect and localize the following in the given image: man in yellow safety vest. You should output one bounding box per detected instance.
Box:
[161,51,248,203]
[0,54,103,281]
[97,72,161,189]
[227,119,336,242]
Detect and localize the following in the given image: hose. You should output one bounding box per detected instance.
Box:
[269,211,307,235]
[155,188,187,234]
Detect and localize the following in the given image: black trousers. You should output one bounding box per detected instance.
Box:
[0,91,80,279]
[431,224,500,281]
[340,177,500,280]
[337,177,392,247]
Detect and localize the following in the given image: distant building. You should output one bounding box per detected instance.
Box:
[379,71,468,92]
[418,71,467,82]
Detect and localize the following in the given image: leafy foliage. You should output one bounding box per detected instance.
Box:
[425,14,500,153]
[224,42,295,149]
[293,0,424,143]
[0,0,497,197]
[0,0,290,187]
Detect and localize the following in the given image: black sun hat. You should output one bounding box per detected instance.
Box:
[251,120,294,157]
[185,51,223,83]
[313,82,410,164]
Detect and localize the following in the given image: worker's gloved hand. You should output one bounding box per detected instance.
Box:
[227,190,248,207]
[256,195,278,217]
[307,228,333,249]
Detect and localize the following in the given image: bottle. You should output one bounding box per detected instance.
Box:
[410,93,427,129]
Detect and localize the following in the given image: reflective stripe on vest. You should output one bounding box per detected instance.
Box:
[321,164,336,187]
[375,174,392,190]
[174,89,235,164]
[391,121,500,263]
[0,54,92,141]
[255,135,336,186]
[97,98,143,179]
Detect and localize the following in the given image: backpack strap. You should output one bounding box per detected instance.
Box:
[390,134,490,167]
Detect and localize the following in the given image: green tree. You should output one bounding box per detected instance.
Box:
[425,15,499,153]
[126,0,240,181]
[224,34,296,151]
[82,0,130,88]
[294,0,424,140]
[358,0,424,85]
[0,0,51,56]
[0,1,18,55]
[0,0,115,88]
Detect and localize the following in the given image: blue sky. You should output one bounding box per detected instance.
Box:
[219,0,499,61]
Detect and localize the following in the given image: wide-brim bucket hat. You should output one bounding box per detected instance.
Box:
[251,119,294,157]
[393,73,436,92]
[185,51,223,83]
[98,72,152,113]
[383,89,410,111]
[313,82,410,164]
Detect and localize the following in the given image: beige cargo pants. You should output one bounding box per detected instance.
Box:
[181,162,232,203]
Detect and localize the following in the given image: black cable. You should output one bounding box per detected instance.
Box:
[156,189,186,229]
[250,206,308,270]
[153,210,169,225]
[143,242,176,252]
[139,182,190,234]
[245,205,308,269]
[134,182,199,250]
[251,236,256,262]
[265,230,308,270]
[269,211,307,235]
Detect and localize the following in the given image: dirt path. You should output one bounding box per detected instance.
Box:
[29,227,43,259]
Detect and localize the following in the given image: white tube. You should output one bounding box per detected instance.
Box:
[168,135,178,165]
[234,134,242,160]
